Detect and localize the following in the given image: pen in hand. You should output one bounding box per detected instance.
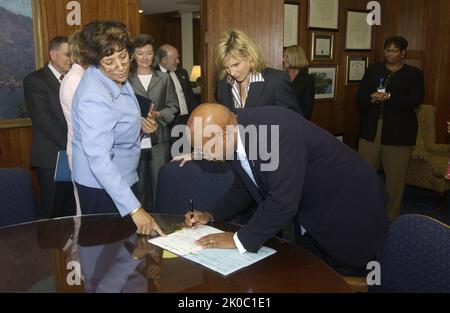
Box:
[189,198,197,228]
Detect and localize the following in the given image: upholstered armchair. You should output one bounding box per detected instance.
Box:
[406,104,450,211]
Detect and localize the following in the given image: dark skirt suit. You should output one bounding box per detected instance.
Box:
[215,68,302,115]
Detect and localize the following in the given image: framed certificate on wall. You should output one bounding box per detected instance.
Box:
[311,32,334,61]
[307,0,339,31]
[345,9,373,51]
[284,3,300,47]
[346,56,368,85]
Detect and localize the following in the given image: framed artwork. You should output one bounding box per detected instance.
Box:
[308,65,338,100]
[346,56,368,85]
[311,32,334,61]
[284,2,300,47]
[345,9,373,51]
[0,0,43,128]
[307,0,339,31]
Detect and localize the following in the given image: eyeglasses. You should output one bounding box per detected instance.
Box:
[100,54,133,71]
[384,49,401,54]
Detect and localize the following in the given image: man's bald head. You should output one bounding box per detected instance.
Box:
[187,103,238,161]
[157,44,179,71]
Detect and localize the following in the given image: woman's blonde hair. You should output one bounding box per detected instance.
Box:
[68,30,84,66]
[284,45,309,70]
[214,29,266,79]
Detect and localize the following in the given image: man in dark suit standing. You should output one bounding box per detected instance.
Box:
[184,104,389,276]
[24,36,75,219]
[155,44,199,151]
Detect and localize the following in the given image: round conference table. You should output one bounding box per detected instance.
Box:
[0,214,352,293]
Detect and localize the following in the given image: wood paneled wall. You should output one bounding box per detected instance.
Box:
[375,0,450,144]
[200,0,285,104]
[39,0,140,63]
[140,13,200,69]
[281,0,378,147]
[0,0,141,198]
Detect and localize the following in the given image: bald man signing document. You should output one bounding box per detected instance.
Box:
[181,104,389,276]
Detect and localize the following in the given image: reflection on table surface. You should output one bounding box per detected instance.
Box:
[0,214,351,293]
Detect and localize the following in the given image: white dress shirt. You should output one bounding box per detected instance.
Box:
[230,72,264,109]
[159,65,188,115]
[48,62,65,83]
[233,131,256,254]
[233,130,306,254]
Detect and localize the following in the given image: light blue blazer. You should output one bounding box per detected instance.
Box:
[72,66,141,216]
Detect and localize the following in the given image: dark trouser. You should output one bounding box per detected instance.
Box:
[294,227,370,277]
[76,183,119,215]
[76,182,139,216]
[36,167,76,219]
[136,143,170,211]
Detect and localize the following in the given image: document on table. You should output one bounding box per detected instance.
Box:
[148,225,224,256]
[148,225,277,276]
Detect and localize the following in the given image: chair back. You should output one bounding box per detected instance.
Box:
[416,104,436,148]
[0,168,36,228]
[155,161,234,215]
[370,214,450,293]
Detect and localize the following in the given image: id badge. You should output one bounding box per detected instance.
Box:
[141,136,152,149]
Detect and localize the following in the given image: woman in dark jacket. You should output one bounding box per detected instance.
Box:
[214,29,300,115]
[357,36,424,220]
[283,45,315,120]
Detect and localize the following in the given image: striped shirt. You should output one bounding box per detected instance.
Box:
[228,72,265,109]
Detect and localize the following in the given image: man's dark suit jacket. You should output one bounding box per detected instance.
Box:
[215,68,301,115]
[210,107,389,268]
[154,65,199,116]
[24,65,67,168]
[290,72,315,120]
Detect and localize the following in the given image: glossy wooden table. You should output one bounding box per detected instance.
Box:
[0,214,351,293]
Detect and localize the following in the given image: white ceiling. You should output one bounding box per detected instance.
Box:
[139,0,199,15]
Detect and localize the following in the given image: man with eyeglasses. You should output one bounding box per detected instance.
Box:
[24,36,75,219]
[357,36,424,220]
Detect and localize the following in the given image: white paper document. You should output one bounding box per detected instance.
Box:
[184,246,276,276]
[148,225,224,256]
[148,225,277,276]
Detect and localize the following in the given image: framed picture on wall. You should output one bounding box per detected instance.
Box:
[346,56,368,85]
[308,65,338,100]
[284,2,300,47]
[0,0,43,128]
[345,9,373,51]
[307,0,339,31]
[311,32,334,61]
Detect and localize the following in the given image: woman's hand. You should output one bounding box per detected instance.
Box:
[149,111,162,120]
[131,208,165,236]
[141,116,158,134]
[370,92,389,103]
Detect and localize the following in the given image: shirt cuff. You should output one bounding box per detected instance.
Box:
[233,232,247,254]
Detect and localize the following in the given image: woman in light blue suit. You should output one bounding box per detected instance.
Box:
[71,21,164,236]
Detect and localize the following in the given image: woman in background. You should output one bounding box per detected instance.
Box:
[357,36,424,219]
[283,45,315,120]
[128,34,179,210]
[215,29,300,114]
[60,24,97,216]
[71,21,163,236]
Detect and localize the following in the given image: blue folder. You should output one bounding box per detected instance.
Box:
[54,150,72,182]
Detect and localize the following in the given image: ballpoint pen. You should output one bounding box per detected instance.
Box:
[189,198,197,228]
